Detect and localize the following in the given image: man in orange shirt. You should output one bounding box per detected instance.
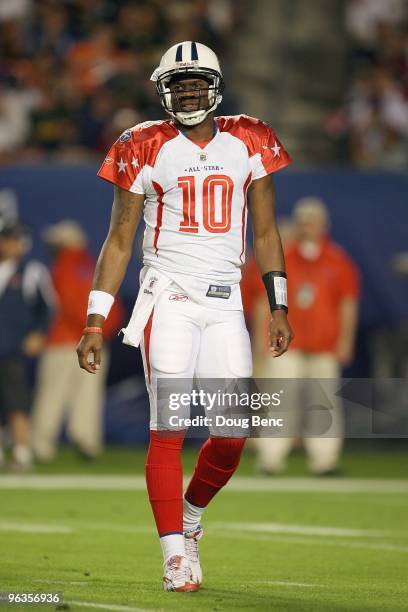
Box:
[246,197,360,475]
[32,221,123,461]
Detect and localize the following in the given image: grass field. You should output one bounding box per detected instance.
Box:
[1,444,408,612]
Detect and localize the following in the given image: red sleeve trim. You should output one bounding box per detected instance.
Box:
[97,121,179,191]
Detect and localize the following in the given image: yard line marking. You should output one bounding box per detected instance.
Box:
[0,475,145,491]
[0,521,72,534]
[252,580,322,588]
[0,474,407,494]
[0,518,155,536]
[214,531,408,553]
[226,477,408,494]
[68,601,160,612]
[2,517,404,543]
[210,521,387,538]
[78,523,154,535]
[33,579,88,586]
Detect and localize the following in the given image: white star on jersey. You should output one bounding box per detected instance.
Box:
[271,141,281,157]
[131,157,139,169]
[117,158,127,173]
[262,141,281,157]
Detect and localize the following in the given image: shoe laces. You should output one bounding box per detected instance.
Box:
[184,526,202,563]
[165,555,191,584]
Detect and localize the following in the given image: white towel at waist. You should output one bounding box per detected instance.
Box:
[121,267,172,347]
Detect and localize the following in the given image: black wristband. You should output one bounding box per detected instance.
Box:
[262,271,288,313]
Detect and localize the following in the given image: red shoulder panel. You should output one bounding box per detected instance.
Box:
[97,120,179,191]
[217,115,292,174]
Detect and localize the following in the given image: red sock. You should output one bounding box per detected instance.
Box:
[185,436,246,507]
[145,431,185,536]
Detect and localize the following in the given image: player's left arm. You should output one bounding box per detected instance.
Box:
[248,173,294,357]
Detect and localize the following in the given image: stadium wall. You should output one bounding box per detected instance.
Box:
[0,167,406,444]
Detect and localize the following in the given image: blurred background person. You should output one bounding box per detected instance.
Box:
[31,220,123,462]
[246,198,361,475]
[0,218,54,471]
[0,0,242,163]
[326,0,408,167]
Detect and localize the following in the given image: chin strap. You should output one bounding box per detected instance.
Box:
[172,109,208,126]
[169,93,223,126]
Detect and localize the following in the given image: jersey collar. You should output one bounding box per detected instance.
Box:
[175,119,218,150]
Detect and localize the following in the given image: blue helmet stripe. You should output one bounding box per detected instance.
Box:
[175,44,183,61]
[191,41,198,60]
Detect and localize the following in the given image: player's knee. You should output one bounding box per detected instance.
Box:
[207,436,246,468]
[149,429,185,444]
[147,430,185,455]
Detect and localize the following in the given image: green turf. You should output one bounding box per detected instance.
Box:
[1,446,408,611]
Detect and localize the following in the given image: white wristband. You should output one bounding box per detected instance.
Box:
[87,290,115,319]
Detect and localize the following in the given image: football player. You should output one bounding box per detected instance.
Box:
[77,41,293,592]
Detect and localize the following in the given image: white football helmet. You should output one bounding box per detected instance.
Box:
[151,41,224,126]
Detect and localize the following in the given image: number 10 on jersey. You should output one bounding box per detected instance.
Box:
[178,174,234,234]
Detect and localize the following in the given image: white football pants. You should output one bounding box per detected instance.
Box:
[140,286,253,430]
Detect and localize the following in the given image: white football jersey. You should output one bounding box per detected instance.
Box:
[98,115,291,309]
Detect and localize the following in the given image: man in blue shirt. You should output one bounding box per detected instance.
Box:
[0,220,54,471]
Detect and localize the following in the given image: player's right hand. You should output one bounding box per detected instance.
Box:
[76,333,103,374]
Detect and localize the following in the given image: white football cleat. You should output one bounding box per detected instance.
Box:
[162,555,199,592]
[184,525,203,585]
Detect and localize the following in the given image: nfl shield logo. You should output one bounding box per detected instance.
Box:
[199,153,207,162]
[119,129,131,143]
